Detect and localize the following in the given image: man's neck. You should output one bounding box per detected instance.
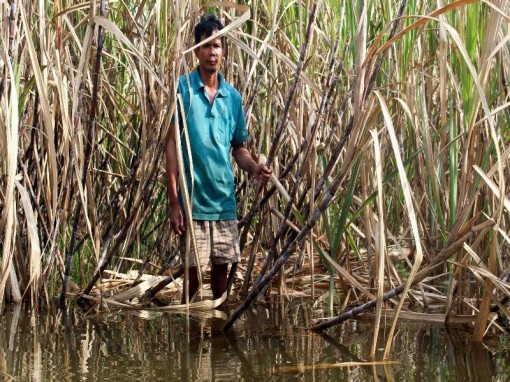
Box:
[198,66,219,89]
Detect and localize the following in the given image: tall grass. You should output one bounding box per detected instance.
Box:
[1,0,509,352]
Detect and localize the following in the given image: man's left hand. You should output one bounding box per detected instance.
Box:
[253,163,272,183]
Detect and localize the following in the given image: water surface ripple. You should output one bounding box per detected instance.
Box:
[1,301,509,381]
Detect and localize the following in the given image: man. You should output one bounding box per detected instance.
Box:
[166,14,272,306]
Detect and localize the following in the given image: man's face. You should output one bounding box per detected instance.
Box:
[194,30,223,74]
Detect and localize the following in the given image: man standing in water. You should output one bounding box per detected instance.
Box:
[166,14,272,307]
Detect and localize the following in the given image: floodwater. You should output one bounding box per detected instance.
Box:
[1,300,509,381]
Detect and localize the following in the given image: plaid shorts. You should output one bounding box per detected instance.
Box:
[180,220,241,268]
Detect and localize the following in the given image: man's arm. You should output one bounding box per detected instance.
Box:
[165,124,185,235]
[232,143,272,183]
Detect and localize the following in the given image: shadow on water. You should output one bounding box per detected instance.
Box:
[0,299,509,381]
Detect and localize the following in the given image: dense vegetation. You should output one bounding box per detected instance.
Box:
[1,0,509,356]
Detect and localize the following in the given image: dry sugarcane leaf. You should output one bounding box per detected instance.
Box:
[374,91,424,359]
[232,31,322,95]
[15,179,42,303]
[151,292,227,311]
[94,16,166,89]
[19,4,58,223]
[111,276,173,302]
[473,166,510,212]
[0,59,19,304]
[54,0,120,18]
[319,250,376,300]
[370,129,386,359]
[182,2,250,54]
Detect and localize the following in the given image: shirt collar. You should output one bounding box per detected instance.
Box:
[192,68,228,98]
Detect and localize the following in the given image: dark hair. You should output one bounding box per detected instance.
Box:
[194,14,224,45]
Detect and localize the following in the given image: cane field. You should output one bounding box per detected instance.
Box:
[1,0,510,362]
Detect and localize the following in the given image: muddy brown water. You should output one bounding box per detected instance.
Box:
[1,299,509,381]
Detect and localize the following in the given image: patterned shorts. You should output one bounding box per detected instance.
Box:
[180,220,241,268]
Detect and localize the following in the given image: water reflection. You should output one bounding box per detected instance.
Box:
[0,301,508,381]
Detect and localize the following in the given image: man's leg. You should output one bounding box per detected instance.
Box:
[210,220,240,306]
[210,263,228,301]
[210,263,230,334]
[180,221,209,303]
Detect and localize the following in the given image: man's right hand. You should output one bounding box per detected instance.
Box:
[169,204,185,235]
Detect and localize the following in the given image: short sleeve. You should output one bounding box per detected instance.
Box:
[231,96,249,146]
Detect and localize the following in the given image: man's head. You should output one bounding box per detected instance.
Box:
[194,14,224,75]
[194,14,224,45]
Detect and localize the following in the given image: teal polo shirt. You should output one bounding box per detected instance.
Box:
[177,69,249,220]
